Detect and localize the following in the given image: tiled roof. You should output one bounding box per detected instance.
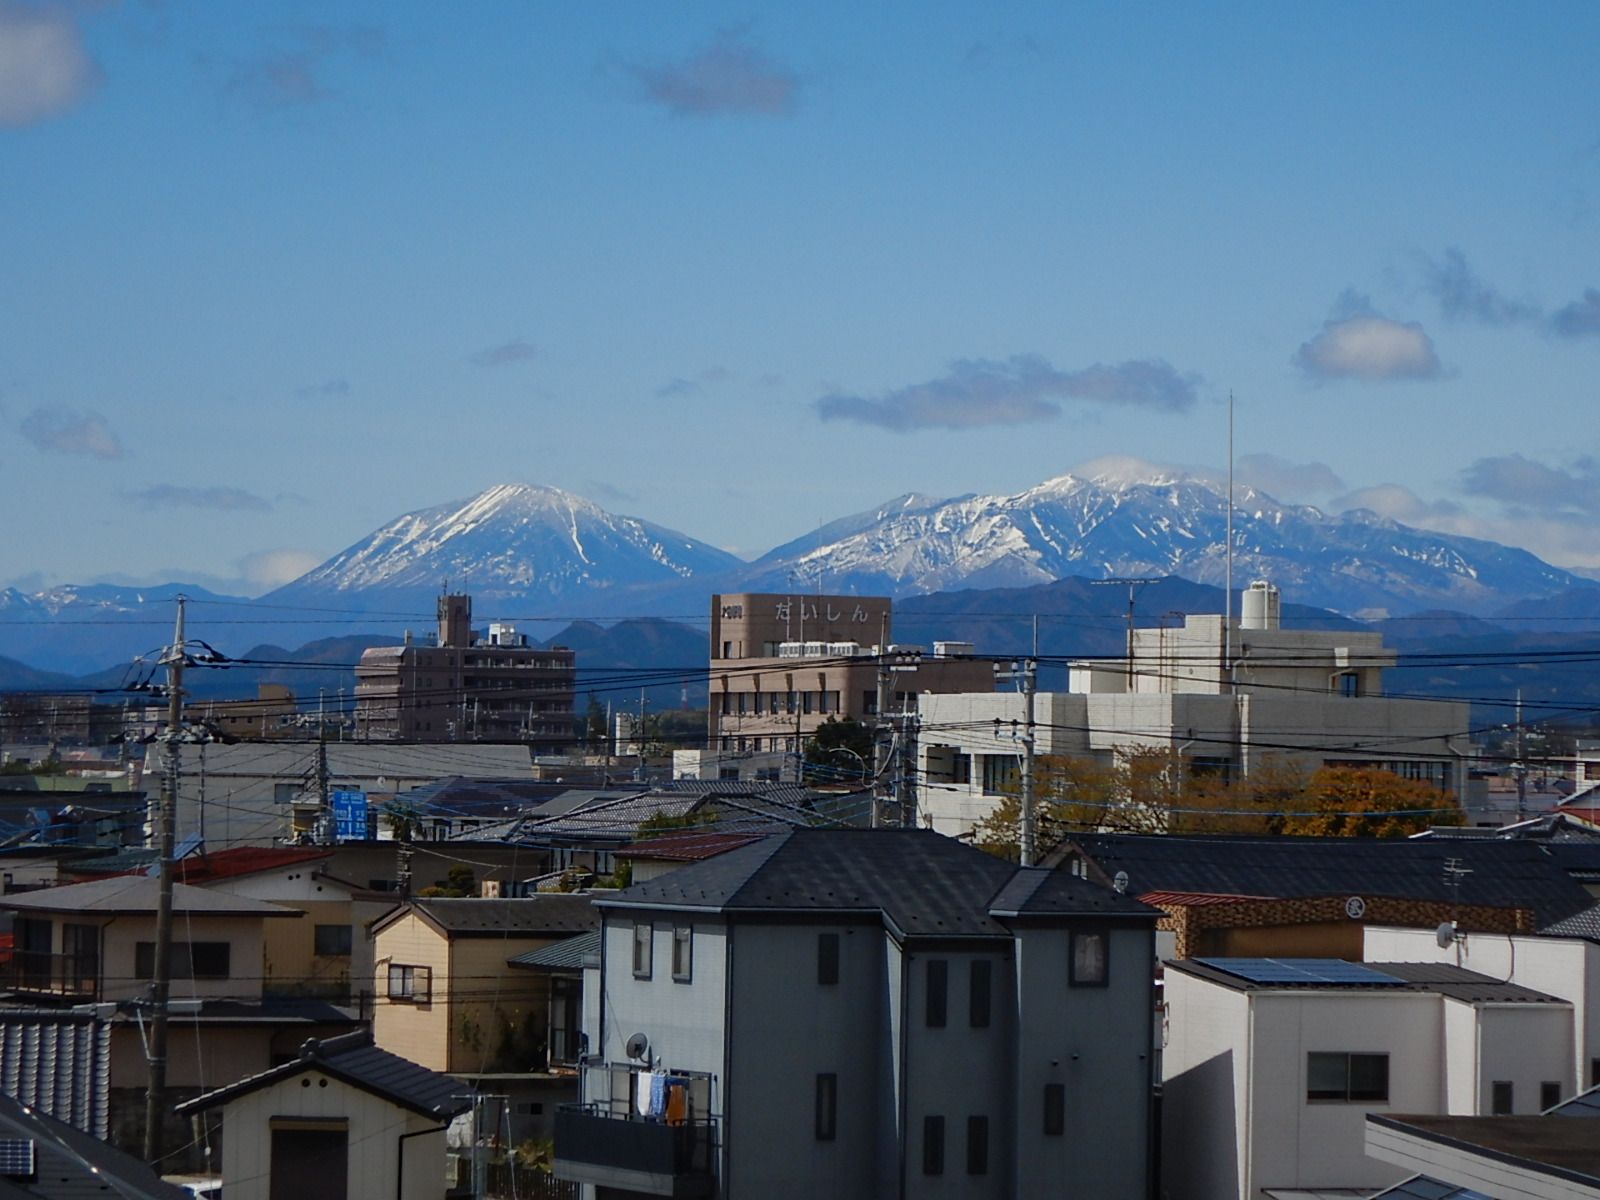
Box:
[1058,833,1596,927]
[600,828,1156,941]
[508,930,600,971]
[374,894,598,938]
[177,1030,471,1120]
[620,831,766,862]
[168,846,333,883]
[0,876,301,917]
[511,786,842,843]
[0,1009,109,1137]
[1540,898,1600,942]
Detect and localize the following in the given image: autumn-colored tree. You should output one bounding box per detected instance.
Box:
[1270,766,1463,837]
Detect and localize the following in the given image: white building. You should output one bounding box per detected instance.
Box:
[1161,957,1574,1200]
[918,582,1472,838]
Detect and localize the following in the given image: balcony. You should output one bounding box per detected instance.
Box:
[554,1104,716,1198]
[0,951,98,1000]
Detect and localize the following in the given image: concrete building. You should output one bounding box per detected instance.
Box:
[555,827,1159,1200]
[1161,957,1576,1200]
[355,593,576,749]
[705,592,993,780]
[918,582,1472,838]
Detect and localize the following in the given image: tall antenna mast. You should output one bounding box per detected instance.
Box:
[1224,390,1234,688]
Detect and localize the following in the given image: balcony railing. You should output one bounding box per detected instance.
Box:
[554,1104,716,1198]
[0,951,98,1000]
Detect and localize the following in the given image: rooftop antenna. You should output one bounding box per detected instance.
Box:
[1224,390,1234,689]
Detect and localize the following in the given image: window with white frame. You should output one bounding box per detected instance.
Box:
[387,963,431,1002]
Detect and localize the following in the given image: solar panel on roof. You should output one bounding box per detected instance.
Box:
[0,1139,35,1178]
[1549,1087,1600,1117]
[1195,957,1404,986]
[1373,1177,1492,1200]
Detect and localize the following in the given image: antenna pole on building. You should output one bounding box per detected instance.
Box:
[144,595,187,1166]
[1225,391,1235,688]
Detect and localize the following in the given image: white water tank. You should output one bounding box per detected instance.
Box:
[1241,580,1281,630]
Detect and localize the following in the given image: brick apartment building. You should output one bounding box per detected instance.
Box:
[354,594,575,750]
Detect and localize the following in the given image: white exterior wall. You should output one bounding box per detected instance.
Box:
[1471,1003,1573,1112]
[1366,926,1600,1089]
[1161,970,1254,1200]
[596,914,728,1078]
[1245,991,1438,1197]
[216,1070,445,1200]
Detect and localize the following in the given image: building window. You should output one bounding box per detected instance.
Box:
[818,933,839,985]
[952,753,972,784]
[314,925,353,957]
[672,926,693,982]
[632,922,654,979]
[273,783,297,804]
[135,941,230,980]
[1492,1081,1513,1115]
[862,691,877,716]
[815,1074,837,1141]
[922,1116,944,1175]
[926,959,948,1027]
[981,755,1019,796]
[1307,1052,1389,1102]
[1541,1081,1562,1111]
[1591,1058,1600,1090]
[969,960,992,1028]
[1070,930,1107,986]
[387,963,431,1002]
[1043,1083,1065,1135]
[966,1115,989,1176]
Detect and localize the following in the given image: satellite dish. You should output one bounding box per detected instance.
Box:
[1113,871,1130,895]
[1436,921,1457,949]
[625,1032,650,1061]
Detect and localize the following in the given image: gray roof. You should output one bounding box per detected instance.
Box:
[511,785,844,843]
[0,1086,189,1199]
[1547,1083,1600,1116]
[0,875,301,917]
[177,1029,470,1120]
[0,1010,109,1138]
[1540,898,1600,942]
[989,867,1160,919]
[1058,833,1598,928]
[508,930,600,971]
[599,828,1157,941]
[374,894,598,938]
[1170,958,1565,1004]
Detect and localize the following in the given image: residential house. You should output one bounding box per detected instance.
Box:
[371,895,598,1137]
[0,875,359,1166]
[177,1029,472,1200]
[556,827,1159,1200]
[917,582,1472,837]
[505,929,600,1140]
[1161,957,1575,1200]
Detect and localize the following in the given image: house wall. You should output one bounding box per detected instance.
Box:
[1472,1003,1573,1113]
[1244,991,1439,1197]
[94,913,271,1003]
[373,911,453,1070]
[725,920,888,1200]
[1365,925,1600,1090]
[446,935,560,1073]
[215,1069,445,1200]
[1011,923,1152,1199]
[597,914,729,1076]
[1161,970,1253,1200]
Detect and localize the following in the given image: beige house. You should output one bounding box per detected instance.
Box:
[371,895,598,1074]
[178,1030,471,1200]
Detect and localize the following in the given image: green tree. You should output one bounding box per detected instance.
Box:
[803,716,875,783]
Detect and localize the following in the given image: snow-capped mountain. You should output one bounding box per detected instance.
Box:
[742,469,1588,616]
[269,484,744,609]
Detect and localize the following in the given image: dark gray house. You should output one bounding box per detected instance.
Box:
[554,827,1158,1199]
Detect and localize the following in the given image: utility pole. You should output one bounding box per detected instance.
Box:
[1092,578,1158,690]
[995,654,1038,865]
[873,653,893,830]
[1515,689,1527,822]
[145,595,186,1166]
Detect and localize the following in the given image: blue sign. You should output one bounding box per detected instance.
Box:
[331,790,369,841]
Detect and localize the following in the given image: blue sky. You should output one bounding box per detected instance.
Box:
[3,1,1599,594]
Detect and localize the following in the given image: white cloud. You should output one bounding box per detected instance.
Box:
[1294,295,1442,382]
[127,485,274,512]
[1233,453,1347,501]
[630,29,798,116]
[237,548,322,591]
[0,2,99,127]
